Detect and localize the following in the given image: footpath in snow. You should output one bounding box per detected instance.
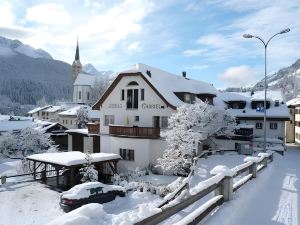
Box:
[204,144,300,225]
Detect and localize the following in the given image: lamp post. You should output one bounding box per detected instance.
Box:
[243,28,290,152]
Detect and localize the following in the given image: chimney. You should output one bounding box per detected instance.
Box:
[146,70,151,77]
[182,71,187,78]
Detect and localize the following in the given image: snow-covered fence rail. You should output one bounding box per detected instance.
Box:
[135,152,273,225]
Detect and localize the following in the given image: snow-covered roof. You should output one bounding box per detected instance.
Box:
[65,129,89,135]
[215,90,289,119]
[73,73,96,86]
[42,106,62,113]
[135,63,218,107]
[26,151,121,166]
[95,63,218,109]
[28,105,52,114]
[286,97,300,106]
[58,105,99,119]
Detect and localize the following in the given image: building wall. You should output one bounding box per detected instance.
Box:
[285,107,295,143]
[68,135,72,151]
[100,135,167,172]
[83,136,93,153]
[295,107,300,144]
[58,115,78,129]
[237,119,285,140]
[99,75,176,135]
[73,85,92,104]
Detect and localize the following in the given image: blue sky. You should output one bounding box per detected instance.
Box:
[0,0,299,88]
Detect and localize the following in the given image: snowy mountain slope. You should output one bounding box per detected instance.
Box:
[252,58,300,100]
[83,63,114,77]
[0,36,52,59]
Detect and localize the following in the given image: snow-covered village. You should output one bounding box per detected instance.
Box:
[0,1,300,225]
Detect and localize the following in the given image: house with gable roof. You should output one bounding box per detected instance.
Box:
[92,63,218,172]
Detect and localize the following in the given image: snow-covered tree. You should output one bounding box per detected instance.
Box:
[0,128,54,158]
[76,106,88,129]
[80,151,98,182]
[36,96,47,106]
[157,100,236,176]
[90,77,110,104]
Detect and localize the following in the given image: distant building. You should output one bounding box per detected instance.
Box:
[217,91,289,141]
[286,97,300,143]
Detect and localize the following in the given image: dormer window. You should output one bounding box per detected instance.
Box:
[251,101,270,110]
[227,101,246,109]
[128,81,139,86]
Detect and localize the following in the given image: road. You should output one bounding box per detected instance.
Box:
[204,144,300,225]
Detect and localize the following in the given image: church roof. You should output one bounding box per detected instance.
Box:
[73,73,96,86]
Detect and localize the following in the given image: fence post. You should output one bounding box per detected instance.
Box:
[262,157,268,168]
[249,163,257,178]
[210,166,233,201]
[1,176,6,185]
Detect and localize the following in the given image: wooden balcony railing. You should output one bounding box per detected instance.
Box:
[109,125,160,139]
[87,123,100,134]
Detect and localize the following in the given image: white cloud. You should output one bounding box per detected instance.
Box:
[126,42,141,53]
[184,65,208,70]
[0,2,14,27]
[25,3,72,26]
[219,65,257,87]
[183,48,207,57]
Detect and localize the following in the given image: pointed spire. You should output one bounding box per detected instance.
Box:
[75,36,80,61]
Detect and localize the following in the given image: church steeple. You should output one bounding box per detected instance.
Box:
[75,37,80,61]
[72,37,82,101]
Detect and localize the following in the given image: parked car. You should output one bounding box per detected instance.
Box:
[60,182,126,212]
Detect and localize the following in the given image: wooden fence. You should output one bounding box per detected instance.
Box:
[134,152,273,225]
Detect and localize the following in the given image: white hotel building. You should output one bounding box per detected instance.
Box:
[92,63,218,172]
[92,63,289,172]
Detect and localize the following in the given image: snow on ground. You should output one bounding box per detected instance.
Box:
[3,148,299,225]
[203,144,300,225]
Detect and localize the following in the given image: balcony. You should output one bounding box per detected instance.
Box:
[87,123,100,134]
[109,125,160,139]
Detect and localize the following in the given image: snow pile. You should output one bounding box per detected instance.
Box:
[48,202,161,225]
[210,165,234,177]
[244,156,261,163]
[61,182,125,200]
[257,152,271,158]
[47,203,111,225]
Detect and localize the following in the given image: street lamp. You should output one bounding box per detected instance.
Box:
[243,28,290,152]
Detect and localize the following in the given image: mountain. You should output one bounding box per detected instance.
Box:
[0,36,52,59]
[0,36,71,115]
[83,63,114,77]
[252,58,300,101]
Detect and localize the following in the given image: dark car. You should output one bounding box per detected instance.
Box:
[59,182,126,212]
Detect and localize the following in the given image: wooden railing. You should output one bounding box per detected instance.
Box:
[87,123,100,134]
[109,125,160,139]
[134,152,274,225]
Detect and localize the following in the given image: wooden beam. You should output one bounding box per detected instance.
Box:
[33,161,36,180]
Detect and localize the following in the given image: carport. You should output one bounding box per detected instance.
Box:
[26,151,121,190]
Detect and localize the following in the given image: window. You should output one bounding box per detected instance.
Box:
[134,116,139,122]
[62,120,64,124]
[121,89,125,100]
[161,116,168,128]
[128,81,139,86]
[79,91,81,100]
[119,149,134,161]
[127,89,139,109]
[141,89,144,101]
[104,115,115,126]
[270,122,277,129]
[184,93,191,103]
[153,116,160,128]
[256,122,263,129]
[66,120,68,125]
[87,92,90,100]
